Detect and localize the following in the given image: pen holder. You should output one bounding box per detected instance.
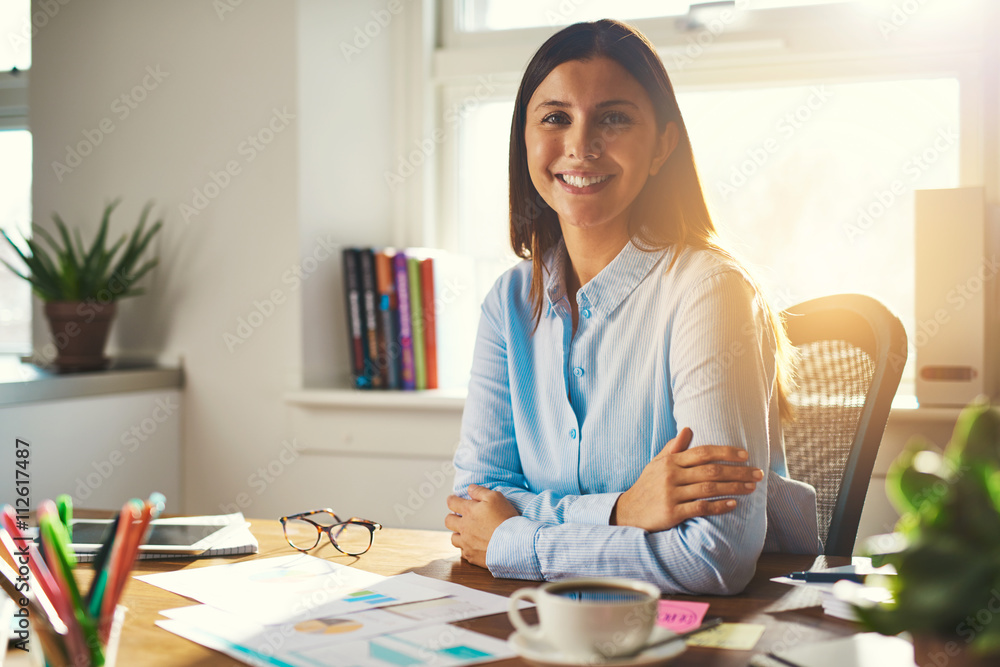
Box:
[28,605,126,667]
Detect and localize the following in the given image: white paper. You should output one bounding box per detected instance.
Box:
[157,619,514,667]
[155,572,518,652]
[138,554,445,624]
[160,603,438,651]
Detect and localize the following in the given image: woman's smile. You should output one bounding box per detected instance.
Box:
[555,171,615,193]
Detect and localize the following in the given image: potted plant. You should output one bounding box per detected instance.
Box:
[856,399,1000,667]
[0,199,162,372]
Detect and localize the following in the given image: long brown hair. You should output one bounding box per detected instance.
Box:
[508,19,796,420]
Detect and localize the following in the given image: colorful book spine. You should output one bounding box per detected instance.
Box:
[375,251,400,389]
[342,248,369,389]
[393,252,416,390]
[408,258,427,390]
[420,258,438,390]
[358,249,383,389]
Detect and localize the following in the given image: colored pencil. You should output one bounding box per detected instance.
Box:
[99,499,142,635]
[0,494,163,665]
[0,527,65,634]
[38,500,91,657]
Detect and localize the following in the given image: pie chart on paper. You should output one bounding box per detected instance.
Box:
[295,616,365,635]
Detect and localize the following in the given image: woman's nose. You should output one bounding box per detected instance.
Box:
[566,121,602,160]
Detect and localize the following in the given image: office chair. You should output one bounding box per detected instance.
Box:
[781,294,907,557]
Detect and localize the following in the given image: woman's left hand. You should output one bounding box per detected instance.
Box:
[445,485,520,568]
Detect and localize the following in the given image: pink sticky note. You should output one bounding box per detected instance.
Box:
[656,600,710,633]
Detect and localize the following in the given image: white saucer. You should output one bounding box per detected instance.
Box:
[508,628,687,666]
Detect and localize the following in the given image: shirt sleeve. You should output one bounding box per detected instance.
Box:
[477,269,775,595]
[453,280,619,526]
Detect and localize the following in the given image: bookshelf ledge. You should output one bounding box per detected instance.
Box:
[284,388,467,411]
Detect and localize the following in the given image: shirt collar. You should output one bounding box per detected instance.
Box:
[542,237,667,318]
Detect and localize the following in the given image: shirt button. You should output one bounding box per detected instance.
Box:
[569,429,577,440]
[573,367,584,377]
[581,309,591,319]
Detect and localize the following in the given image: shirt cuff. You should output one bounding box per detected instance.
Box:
[565,492,622,525]
[485,516,543,580]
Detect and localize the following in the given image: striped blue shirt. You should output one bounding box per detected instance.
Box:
[453,239,821,595]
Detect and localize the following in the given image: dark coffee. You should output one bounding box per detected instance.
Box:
[549,584,651,604]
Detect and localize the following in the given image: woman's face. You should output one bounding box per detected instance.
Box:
[524,56,676,235]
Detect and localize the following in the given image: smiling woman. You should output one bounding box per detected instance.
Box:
[445,19,821,595]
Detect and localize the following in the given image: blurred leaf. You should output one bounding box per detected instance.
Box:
[886,439,948,515]
[949,401,1000,468]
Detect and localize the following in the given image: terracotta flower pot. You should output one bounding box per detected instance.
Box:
[43,301,117,372]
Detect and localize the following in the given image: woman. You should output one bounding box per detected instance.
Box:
[445,19,820,595]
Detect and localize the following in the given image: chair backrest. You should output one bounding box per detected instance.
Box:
[781,294,907,556]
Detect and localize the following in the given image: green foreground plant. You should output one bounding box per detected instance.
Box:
[857,399,1000,654]
[0,199,162,302]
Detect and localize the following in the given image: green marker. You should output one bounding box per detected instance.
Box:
[56,493,73,540]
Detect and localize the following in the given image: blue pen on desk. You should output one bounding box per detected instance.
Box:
[786,571,868,584]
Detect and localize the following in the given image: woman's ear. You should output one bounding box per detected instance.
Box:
[649,122,679,176]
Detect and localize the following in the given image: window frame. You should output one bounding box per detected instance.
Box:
[0,66,30,356]
[425,0,989,253]
[0,70,28,129]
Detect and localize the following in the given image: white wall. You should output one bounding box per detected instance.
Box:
[297,0,399,389]
[27,0,442,522]
[0,390,181,510]
[30,0,300,515]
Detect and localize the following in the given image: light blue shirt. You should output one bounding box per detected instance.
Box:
[453,239,821,595]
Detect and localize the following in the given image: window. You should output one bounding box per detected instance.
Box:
[429,0,986,394]
[0,0,31,355]
[679,79,960,391]
[0,131,32,354]
[454,0,854,33]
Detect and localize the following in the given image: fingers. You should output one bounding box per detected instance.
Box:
[676,480,759,503]
[658,427,693,458]
[674,498,740,523]
[467,484,495,500]
[673,461,764,487]
[444,512,461,532]
[446,494,473,514]
[675,445,750,466]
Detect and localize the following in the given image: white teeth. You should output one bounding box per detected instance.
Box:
[560,174,610,188]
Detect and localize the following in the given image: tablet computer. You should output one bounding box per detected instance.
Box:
[67,519,230,554]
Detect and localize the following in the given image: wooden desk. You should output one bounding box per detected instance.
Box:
[8,520,858,666]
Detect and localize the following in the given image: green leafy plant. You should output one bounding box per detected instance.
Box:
[857,399,1000,655]
[0,199,162,302]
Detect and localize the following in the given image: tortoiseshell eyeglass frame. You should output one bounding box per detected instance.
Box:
[279,508,382,556]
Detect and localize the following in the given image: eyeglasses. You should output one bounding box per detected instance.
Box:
[279,509,382,556]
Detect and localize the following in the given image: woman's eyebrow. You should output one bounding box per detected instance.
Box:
[534,100,569,112]
[596,99,639,109]
[533,99,640,112]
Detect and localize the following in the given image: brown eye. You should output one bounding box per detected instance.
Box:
[541,112,570,125]
[602,111,632,126]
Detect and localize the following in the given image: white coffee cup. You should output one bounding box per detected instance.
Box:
[508,578,660,660]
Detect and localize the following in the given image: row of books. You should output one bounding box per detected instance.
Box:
[341,247,476,390]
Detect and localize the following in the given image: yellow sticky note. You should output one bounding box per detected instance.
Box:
[685,623,766,651]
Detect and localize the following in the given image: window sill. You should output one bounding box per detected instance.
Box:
[285,387,467,411]
[0,356,184,407]
[285,388,965,422]
[888,394,963,422]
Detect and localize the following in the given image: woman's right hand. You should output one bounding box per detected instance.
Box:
[611,427,763,532]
